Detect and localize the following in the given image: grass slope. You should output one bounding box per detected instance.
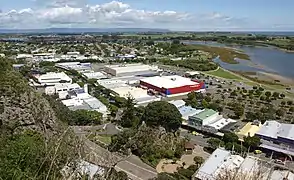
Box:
[206,68,242,80]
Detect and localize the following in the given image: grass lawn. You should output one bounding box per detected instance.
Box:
[87,134,112,145]
[205,68,242,80]
[96,135,112,145]
[192,44,250,64]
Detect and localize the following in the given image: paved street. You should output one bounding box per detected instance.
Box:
[72,126,157,180]
[180,129,209,147]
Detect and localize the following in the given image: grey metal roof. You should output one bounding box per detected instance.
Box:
[257,120,294,141]
[195,148,231,180]
[256,121,280,139]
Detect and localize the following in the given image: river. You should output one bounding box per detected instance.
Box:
[182,41,294,79]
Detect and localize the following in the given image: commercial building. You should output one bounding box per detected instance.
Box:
[169,100,204,121]
[33,72,72,86]
[194,148,244,180]
[270,170,294,180]
[189,109,221,126]
[104,63,159,76]
[256,120,294,156]
[140,75,205,96]
[237,121,261,138]
[194,149,270,180]
[188,109,236,130]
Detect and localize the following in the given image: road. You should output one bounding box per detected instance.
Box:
[180,129,209,147]
[95,43,105,57]
[72,126,157,180]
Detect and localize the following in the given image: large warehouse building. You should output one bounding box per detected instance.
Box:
[140,75,205,96]
[104,63,159,76]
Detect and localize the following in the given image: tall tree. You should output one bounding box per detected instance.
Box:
[142,101,182,132]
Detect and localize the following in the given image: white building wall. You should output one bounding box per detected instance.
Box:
[202,113,222,126]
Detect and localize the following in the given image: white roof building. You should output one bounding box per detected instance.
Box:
[62,88,108,117]
[55,62,92,72]
[0,53,5,57]
[194,148,244,180]
[17,54,33,59]
[194,149,270,180]
[256,120,294,141]
[45,83,81,99]
[82,72,107,80]
[61,160,105,179]
[270,170,294,180]
[35,72,72,86]
[104,63,158,76]
[140,75,199,89]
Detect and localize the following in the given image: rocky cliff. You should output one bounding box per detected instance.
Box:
[0,58,60,134]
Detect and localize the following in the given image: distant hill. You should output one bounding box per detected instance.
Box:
[0,28,170,34]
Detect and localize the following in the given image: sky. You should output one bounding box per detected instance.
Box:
[0,0,293,31]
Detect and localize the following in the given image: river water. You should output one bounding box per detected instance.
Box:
[182,41,294,79]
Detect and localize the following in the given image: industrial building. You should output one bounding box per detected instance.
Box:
[104,63,159,76]
[98,77,161,105]
[33,72,72,86]
[45,83,81,99]
[194,148,271,180]
[61,85,108,117]
[82,72,107,80]
[56,62,92,72]
[140,75,206,96]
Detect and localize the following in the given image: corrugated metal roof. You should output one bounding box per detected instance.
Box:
[192,109,218,121]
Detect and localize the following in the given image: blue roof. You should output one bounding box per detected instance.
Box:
[179,106,199,118]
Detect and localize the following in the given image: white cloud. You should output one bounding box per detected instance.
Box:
[0,0,251,30]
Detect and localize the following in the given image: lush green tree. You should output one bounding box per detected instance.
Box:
[287,100,293,106]
[177,168,194,179]
[289,107,294,113]
[273,92,280,98]
[233,104,244,118]
[120,97,140,128]
[281,101,286,106]
[223,132,239,144]
[156,173,177,180]
[276,108,286,117]
[204,96,212,103]
[142,101,182,132]
[260,96,266,101]
[243,136,260,150]
[193,156,204,167]
[207,138,224,149]
[201,99,209,108]
[280,93,285,98]
[208,103,219,111]
[265,91,271,98]
[71,110,102,126]
[0,131,79,180]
